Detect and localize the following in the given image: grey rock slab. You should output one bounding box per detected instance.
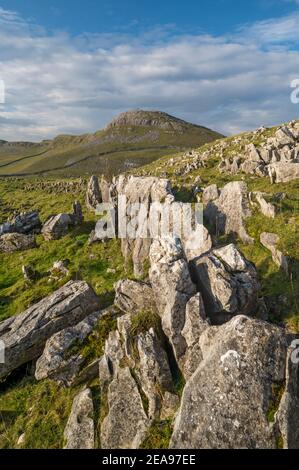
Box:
[0,280,100,380]
[64,388,94,449]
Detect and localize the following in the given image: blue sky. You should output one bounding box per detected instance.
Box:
[0,1,299,140]
[0,0,297,36]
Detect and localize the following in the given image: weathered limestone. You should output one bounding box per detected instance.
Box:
[161,392,180,419]
[86,175,102,211]
[170,315,295,449]
[42,213,73,241]
[181,293,210,378]
[190,244,259,323]
[137,327,174,418]
[277,345,299,448]
[0,233,36,253]
[254,192,276,218]
[0,211,41,236]
[183,224,212,262]
[149,237,197,367]
[35,311,101,386]
[114,279,157,315]
[204,181,254,244]
[101,367,149,449]
[0,280,100,380]
[94,175,174,276]
[42,202,83,241]
[64,388,94,449]
[202,184,219,205]
[268,163,299,183]
[260,232,288,273]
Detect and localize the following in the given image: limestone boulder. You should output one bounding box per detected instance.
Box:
[35,311,101,386]
[149,237,197,367]
[260,232,288,273]
[204,181,254,244]
[101,367,149,449]
[0,211,41,236]
[0,280,100,380]
[170,315,295,449]
[64,388,94,449]
[190,244,259,323]
[114,279,157,315]
[86,175,102,211]
[0,232,36,253]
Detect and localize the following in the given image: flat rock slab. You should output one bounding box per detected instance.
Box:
[0,280,100,380]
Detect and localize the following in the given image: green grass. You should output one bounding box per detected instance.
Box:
[267,382,285,424]
[80,313,118,366]
[140,419,173,449]
[0,377,76,449]
[130,309,162,337]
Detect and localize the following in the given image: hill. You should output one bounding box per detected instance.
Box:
[0,110,223,178]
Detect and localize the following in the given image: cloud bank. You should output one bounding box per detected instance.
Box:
[0,6,299,141]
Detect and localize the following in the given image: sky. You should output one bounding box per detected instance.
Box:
[0,0,299,141]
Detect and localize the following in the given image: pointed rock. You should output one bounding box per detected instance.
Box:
[64,388,94,449]
[86,175,102,211]
[101,367,149,449]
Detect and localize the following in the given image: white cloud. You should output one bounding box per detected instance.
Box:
[0,7,299,141]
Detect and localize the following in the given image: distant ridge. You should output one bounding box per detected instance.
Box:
[0,109,223,177]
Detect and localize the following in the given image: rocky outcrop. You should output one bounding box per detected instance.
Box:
[0,280,99,380]
[190,244,259,323]
[170,315,296,449]
[35,311,101,386]
[181,293,210,378]
[260,232,288,273]
[277,346,299,448]
[204,181,254,244]
[42,202,83,241]
[42,213,73,240]
[183,224,212,261]
[149,237,197,369]
[225,123,299,182]
[64,388,94,449]
[93,175,174,276]
[137,328,174,418]
[0,233,36,253]
[0,211,41,236]
[101,367,149,449]
[114,279,157,315]
[86,175,102,211]
[119,176,174,277]
[99,284,176,447]
[252,192,276,218]
[268,162,299,184]
[202,184,219,205]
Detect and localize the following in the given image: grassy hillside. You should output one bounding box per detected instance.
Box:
[0,119,298,449]
[0,110,223,178]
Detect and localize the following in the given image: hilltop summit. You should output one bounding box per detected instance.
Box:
[106,109,212,132]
